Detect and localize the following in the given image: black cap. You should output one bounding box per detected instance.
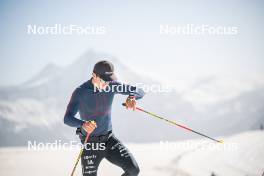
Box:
[93,60,117,81]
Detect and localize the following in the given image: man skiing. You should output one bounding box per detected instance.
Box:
[64,60,145,176]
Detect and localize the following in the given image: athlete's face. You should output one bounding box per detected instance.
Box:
[92,73,109,89]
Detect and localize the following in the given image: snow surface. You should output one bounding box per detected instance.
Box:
[0,130,263,176]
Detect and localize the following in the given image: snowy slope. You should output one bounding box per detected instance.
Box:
[0,130,263,176]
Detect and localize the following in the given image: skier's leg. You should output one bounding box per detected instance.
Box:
[81,142,105,176]
[105,135,140,176]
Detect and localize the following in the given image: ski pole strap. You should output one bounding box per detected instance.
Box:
[128,95,135,99]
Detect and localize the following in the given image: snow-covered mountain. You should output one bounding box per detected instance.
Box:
[0,49,263,146]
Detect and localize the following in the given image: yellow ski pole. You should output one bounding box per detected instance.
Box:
[70,121,96,176]
[122,103,223,143]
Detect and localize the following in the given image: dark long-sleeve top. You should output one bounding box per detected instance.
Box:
[63,79,145,136]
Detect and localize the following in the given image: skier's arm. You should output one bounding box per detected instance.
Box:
[63,88,85,127]
[111,81,145,100]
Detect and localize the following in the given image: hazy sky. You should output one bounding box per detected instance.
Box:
[0,0,263,88]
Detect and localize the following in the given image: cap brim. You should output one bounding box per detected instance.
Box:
[100,73,117,82]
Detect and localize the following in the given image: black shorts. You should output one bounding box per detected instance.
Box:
[79,132,140,176]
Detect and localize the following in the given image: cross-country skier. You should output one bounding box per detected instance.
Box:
[64,60,145,176]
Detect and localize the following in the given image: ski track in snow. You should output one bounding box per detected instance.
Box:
[0,130,263,176]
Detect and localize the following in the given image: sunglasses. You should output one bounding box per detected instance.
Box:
[95,74,110,84]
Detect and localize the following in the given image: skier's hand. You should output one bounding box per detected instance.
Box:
[82,120,97,134]
[125,96,136,110]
